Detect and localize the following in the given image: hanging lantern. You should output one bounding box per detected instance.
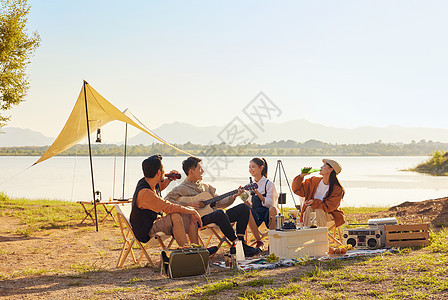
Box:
[95,128,102,143]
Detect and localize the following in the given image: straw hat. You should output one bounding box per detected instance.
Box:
[322,158,342,175]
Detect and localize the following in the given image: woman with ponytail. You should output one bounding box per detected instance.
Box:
[292,158,345,228]
[244,158,279,246]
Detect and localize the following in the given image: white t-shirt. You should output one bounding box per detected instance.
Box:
[313,179,329,201]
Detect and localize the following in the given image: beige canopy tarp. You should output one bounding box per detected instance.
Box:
[34,81,190,165]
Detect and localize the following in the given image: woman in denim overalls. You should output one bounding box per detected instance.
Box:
[243,158,279,248]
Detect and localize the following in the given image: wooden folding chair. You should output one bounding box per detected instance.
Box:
[197,224,232,255]
[115,203,174,268]
[327,222,343,246]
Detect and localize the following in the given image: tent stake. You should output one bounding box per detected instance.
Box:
[83,80,99,231]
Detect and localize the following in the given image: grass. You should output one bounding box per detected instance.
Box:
[126,276,144,284]
[1,194,448,299]
[70,261,103,273]
[239,283,303,299]
[244,278,275,287]
[0,268,57,280]
[427,227,448,252]
[0,192,86,234]
[190,279,239,296]
[94,287,138,294]
[341,206,390,215]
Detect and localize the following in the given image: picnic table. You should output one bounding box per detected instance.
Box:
[77,199,132,224]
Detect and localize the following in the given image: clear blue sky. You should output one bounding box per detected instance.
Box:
[7,0,448,141]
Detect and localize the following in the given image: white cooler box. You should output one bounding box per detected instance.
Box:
[268,227,328,259]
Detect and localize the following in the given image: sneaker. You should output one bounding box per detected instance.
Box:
[230,242,261,257]
[207,246,219,256]
[242,242,261,257]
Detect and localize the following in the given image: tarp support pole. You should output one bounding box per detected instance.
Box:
[83,80,99,231]
[122,123,128,200]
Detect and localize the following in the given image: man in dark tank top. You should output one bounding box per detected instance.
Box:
[130,155,202,248]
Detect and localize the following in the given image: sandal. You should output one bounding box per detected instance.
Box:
[254,240,264,249]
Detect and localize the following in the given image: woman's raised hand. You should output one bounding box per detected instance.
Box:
[300,167,312,176]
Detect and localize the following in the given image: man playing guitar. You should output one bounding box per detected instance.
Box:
[165,156,261,257]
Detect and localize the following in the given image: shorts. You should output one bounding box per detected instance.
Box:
[148,214,191,237]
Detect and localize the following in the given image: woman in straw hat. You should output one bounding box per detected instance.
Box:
[292,158,345,228]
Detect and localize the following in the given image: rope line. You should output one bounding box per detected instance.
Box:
[0,165,31,187]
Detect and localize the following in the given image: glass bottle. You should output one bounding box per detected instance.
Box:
[301,167,321,174]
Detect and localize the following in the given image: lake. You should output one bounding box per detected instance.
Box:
[1,156,447,208]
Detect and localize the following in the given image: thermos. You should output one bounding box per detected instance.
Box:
[275,214,285,230]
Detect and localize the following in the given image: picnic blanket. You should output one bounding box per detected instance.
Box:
[213,248,395,271]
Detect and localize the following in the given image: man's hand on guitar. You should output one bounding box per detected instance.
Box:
[189,201,206,209]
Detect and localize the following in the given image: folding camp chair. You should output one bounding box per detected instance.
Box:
[327,222,343,246]
[115,203,174,268]
[197,224,232,256]
[246,222,269,248]
[303,207,344,246]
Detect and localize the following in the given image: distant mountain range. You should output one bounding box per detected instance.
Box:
[3,119,448,147]
[128,120,448,145]
[0,127,54,147]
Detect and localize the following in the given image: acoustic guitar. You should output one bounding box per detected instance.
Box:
[178,183,258,217]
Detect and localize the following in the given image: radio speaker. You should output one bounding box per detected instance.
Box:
[343,228,381,250]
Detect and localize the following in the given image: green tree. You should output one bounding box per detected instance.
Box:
[0,0,40,128]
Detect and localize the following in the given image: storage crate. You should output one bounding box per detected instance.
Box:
[268,227,328,259]
[385,224,430,247]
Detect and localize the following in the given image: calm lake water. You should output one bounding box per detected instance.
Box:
[1,156,447,208]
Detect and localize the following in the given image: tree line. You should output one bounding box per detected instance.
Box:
[1,139,448,157]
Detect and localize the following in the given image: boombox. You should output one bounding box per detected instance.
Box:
[343,228,381,250]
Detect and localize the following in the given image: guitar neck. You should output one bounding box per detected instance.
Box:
[204,189,238,206]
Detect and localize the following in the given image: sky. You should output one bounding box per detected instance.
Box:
[5,0,448,142]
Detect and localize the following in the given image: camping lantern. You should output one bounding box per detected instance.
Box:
[95,190,102,202]
[95,128,102,143]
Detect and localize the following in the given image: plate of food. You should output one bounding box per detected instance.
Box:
[328,244,353,255]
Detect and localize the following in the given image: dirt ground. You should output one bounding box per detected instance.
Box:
[349,196,448,226]
[1,197,447,299]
